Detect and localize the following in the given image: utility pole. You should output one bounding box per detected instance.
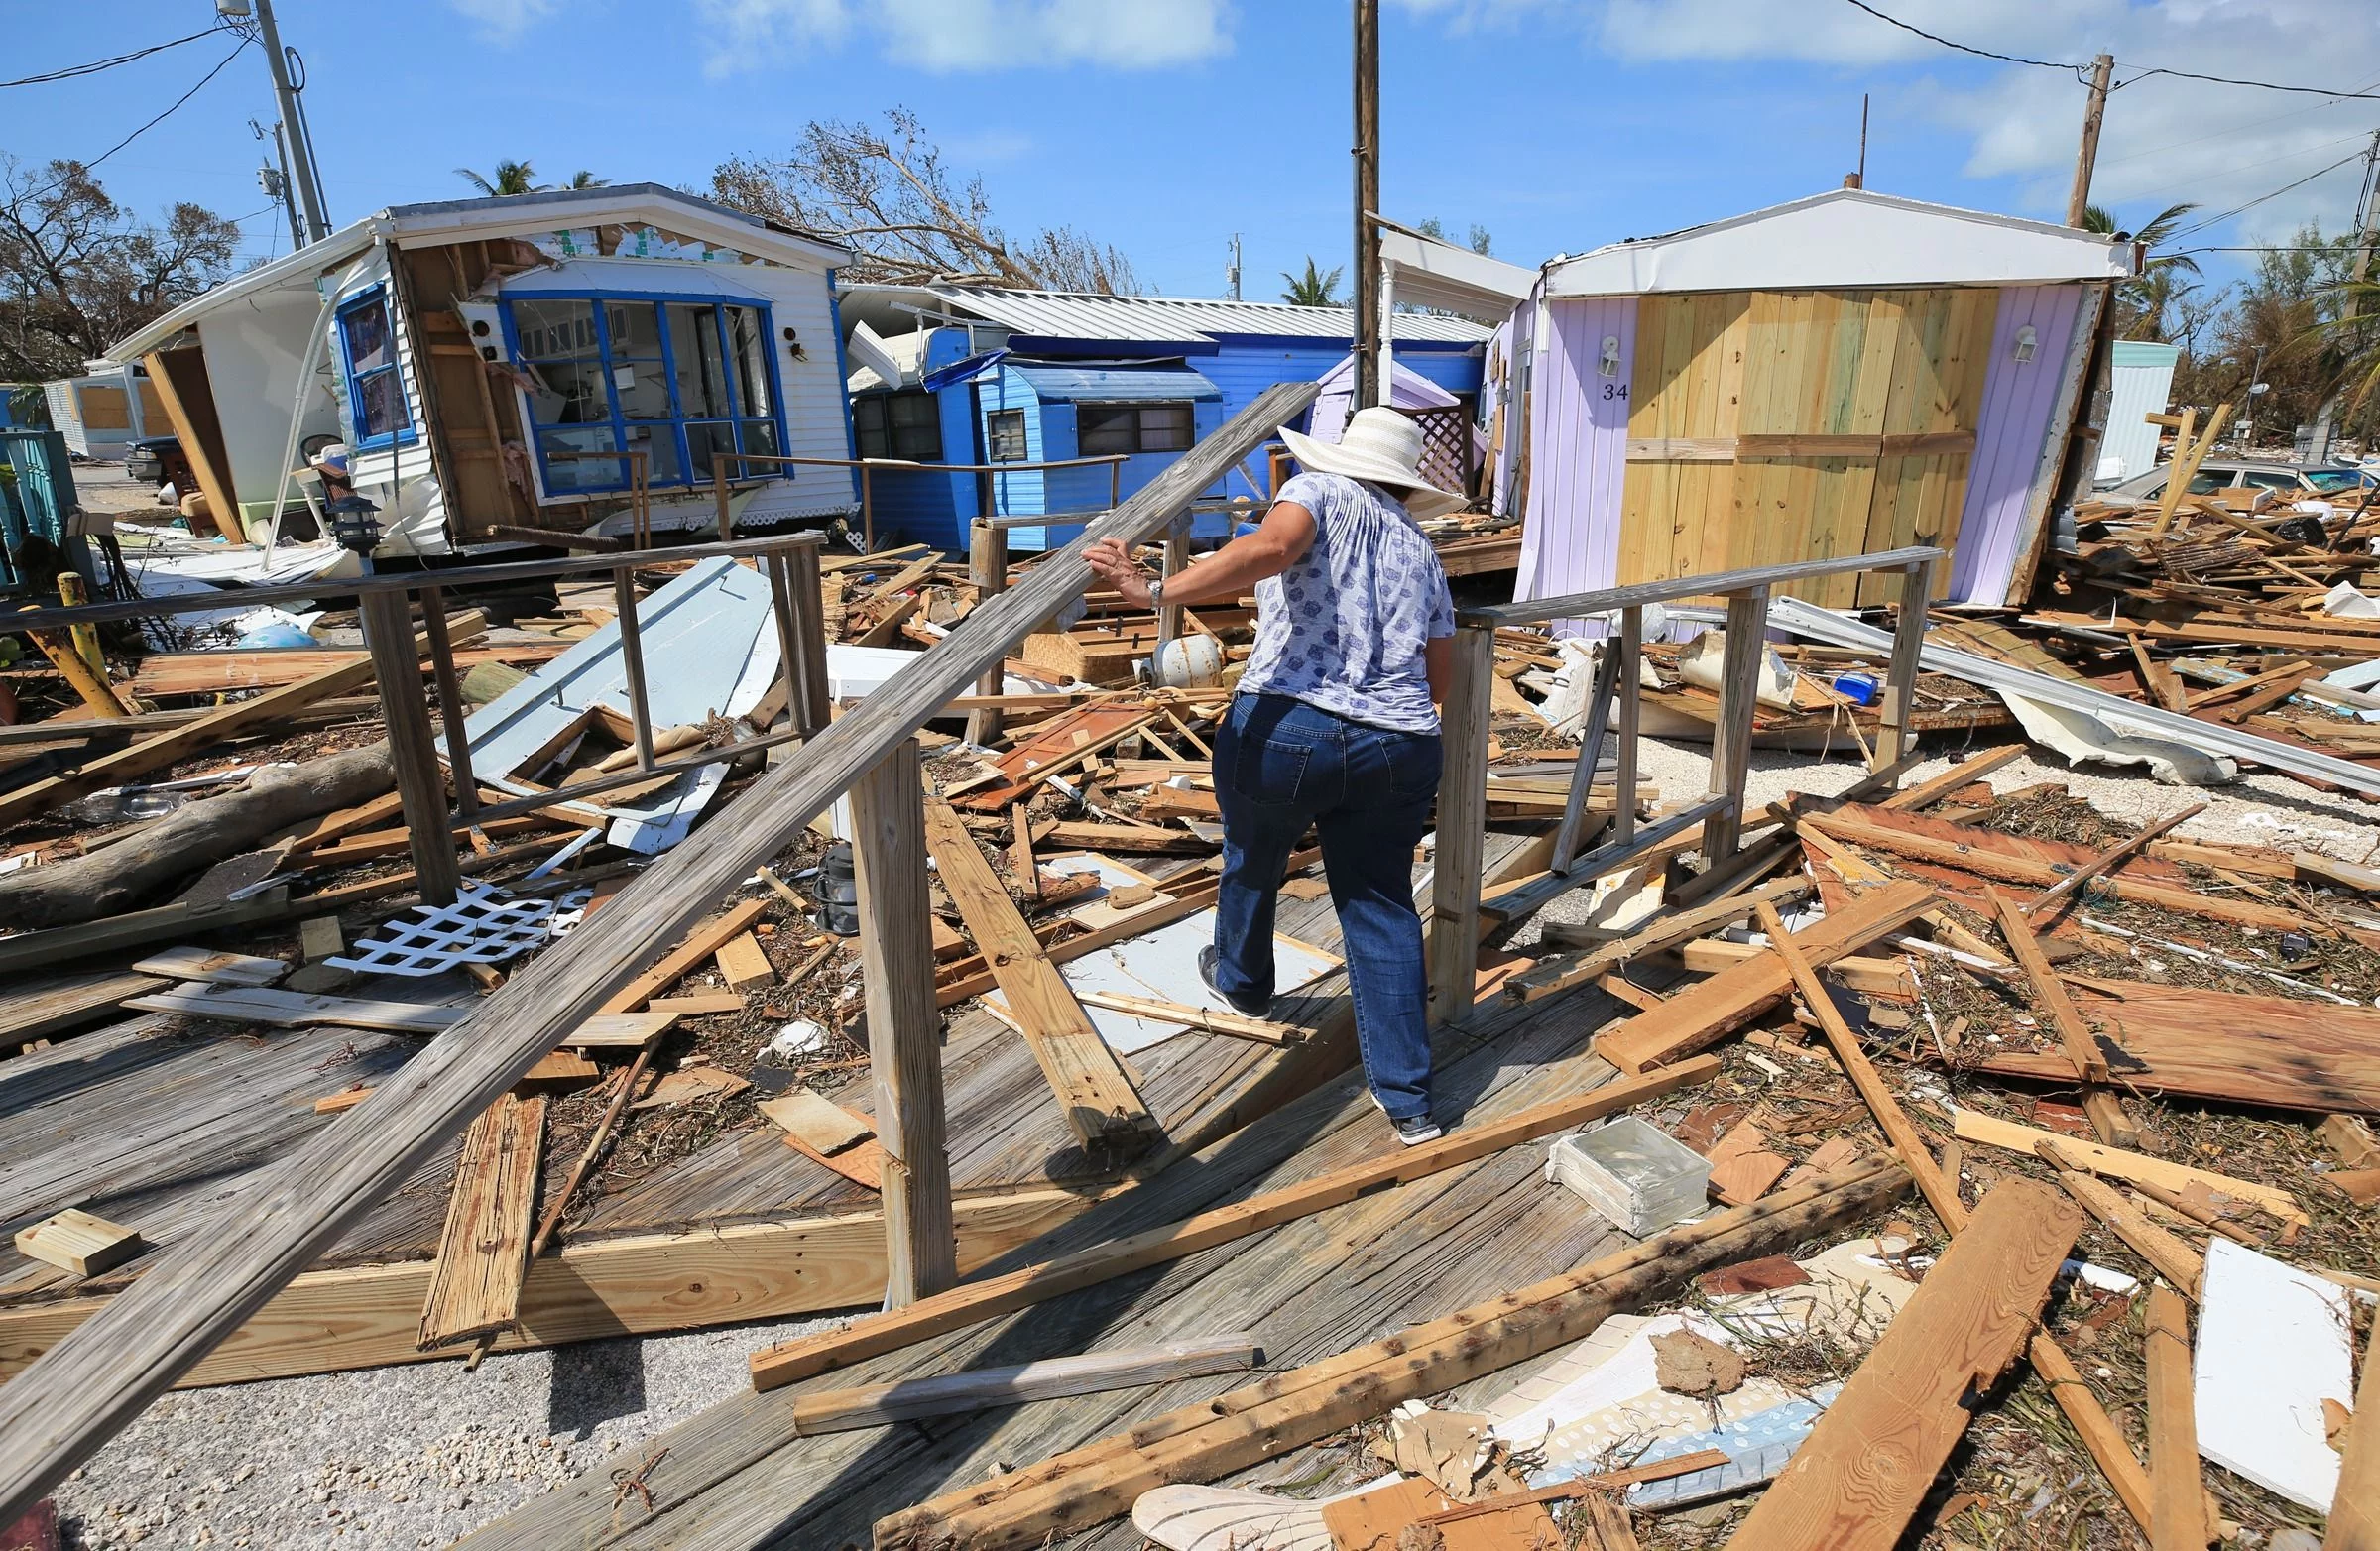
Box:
[2307,127,2380,460]
[2067,53,2113,227]
[1353,0,1381,409]
[250,119,301,251]
[243,0,330,244]
[1228,233,1242,302]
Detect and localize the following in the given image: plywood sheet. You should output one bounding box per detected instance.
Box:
[985,909,1340,1055]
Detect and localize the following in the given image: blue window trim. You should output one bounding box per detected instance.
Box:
[496,287,792,500]
[334,285,417,453]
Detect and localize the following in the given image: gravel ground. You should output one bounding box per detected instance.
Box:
[43,732,2380,1549]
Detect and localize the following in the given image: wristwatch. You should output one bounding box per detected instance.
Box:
[1147,576,1165,610]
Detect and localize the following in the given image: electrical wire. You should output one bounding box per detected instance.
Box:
[2168,151,2368,239]
[31,38,251,190]
[0,26,227,89]
[1840,0,2380,100]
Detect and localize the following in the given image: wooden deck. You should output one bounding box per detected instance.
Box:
[459,970,1655,1550]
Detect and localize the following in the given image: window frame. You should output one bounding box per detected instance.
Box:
[498,290,791,500]
[334,285,417,453]
[1075,399,1195,456]
[985,406,1030,463]
[854,389,944,461]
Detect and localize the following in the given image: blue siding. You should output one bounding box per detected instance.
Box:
[861,327,981,551]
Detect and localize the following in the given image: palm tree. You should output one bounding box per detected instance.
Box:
[457,160,539,196]
[2083,202,2204,338]
[1279,257,1343,307]
[564,171,604,189]
[2082,202,2202,277]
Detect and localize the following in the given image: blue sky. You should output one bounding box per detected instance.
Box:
[4,0,2376,302]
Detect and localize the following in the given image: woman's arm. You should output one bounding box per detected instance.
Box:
[1084,501,1318,609]
[1424,634,1453,709]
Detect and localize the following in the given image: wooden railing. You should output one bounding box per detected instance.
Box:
[1426,546,1941,1026]
[708,451,1130,550]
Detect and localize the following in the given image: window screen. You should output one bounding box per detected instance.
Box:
[855,391,943,460]
[1077,401,1193,455]
[986,408,1029,462]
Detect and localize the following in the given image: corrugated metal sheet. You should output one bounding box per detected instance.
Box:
[1949,285,2085,602]
[2104,341,2180,484]
[1514,295,1636,632]
[1009,363,1222,402]
[900,287,1488,345]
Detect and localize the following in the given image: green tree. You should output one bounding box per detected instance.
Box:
[2082,202,2203,339]
[564,171,604,190]
[456,160,540,196]
[1280,256,1343,307]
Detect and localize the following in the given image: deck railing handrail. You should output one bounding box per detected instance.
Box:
[1459,545,1943,628]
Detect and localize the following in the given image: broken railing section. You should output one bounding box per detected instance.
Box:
[0,380,1322,1528]
[1427,547,1938,1026]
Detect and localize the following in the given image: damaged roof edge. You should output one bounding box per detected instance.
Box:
[109,182,854,364]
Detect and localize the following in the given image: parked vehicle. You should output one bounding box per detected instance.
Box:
[2095,458,2367,508]
[123,434,191,489]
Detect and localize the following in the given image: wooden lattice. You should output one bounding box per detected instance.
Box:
[1400,405,1476,501]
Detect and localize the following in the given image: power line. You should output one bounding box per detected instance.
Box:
[0,26,227,89]
[1840,0,2380,100]
[44,39,251,188]
[2169,151,2367,239]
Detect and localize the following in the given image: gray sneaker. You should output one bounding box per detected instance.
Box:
[1369,1090,1443,1145]
[1198,945,1273,1018]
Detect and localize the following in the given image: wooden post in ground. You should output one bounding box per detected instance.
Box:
[781,541,832,738]
[358,590,460,906]
[849,740,955,1306]
[612,566,656,773]
[967,519,1011,748]
[1154,518,1189,658]
[1427,622,1494,1027]
[1700,584,1769,864]
[419,587,477,821]
[1875,556,1933,774]
[1614,606,1642,848]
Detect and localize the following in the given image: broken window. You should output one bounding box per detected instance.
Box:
[854,391,943,460]
[986,408,1029,462]
[505,295,786,497]
[1076,402,1193,456]
[335,287,414,450]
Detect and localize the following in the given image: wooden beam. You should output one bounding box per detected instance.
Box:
[851,743,955,1307]
[1989,887,2110,1084]
[1721,1181,2082,1551]
[1879,745,2025,811]
[1503,877,1808,1004]
[1591,882,1934,1073]
[2037,1142,2205,1300]
[920,795,1154,1148]
[416,1093,543,1349]
[790,1334,1260,1436]
[599,899,768,1014]
[2024,803,2207,922]
[1427,624,1495,1027]
[2145,1286,2203,1551]
[747,1058,1721,1392]
[2328,1310,2380,1550]
[1951,1109,2304,1224]
[0,379,1320,1527]
[871,1158,1911,1551]
[365,591,463,907]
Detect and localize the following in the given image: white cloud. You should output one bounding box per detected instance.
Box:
[1398,0,2380,245]
[445,0,563,42]
[695,0,1234,75]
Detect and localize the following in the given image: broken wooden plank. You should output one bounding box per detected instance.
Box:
[646,992,746,1017]
[713,931,776,994]
[559,1011,679,1050]
[599,898,770,1014]
[1721,1180,2082,1551]
[871,1158,1911,1551]
[1951,1109,2304,1224]
[920,795,1155,1148]
[2324,1116,2380,1171]
[748,1058,1722,1391]
[125,982,466,1036]
[1071,989,1306,1045]
[0,970,160,1048]
[13,1212,144,1278]
[2037,1141,2204,1300]
[1706,1116,1790,1206]
[1503,877,1808,1004]
[788,1334,1262,1437]
[1878,746,2024,811]
[1592,882,1934,1073]
[758,1090,875,1156]
[2328,1306,2380,1550]
[1988,888,2110,1084]
[417,1093,544,1351]
[128,948,285,988]
[2145,1285,2202,1551]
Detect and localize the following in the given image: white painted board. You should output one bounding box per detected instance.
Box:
[2195,1237,2353,1511]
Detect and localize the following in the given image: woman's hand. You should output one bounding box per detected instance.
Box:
[1084,537,1153,608]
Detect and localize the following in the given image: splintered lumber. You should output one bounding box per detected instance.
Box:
[417,1093,545,1350]
[2038,1141,2205,1299]
[2329,1312,2380,1550]
[1951,1109,2305,1224]
[559,1011,678,1050]
[0,611,481,835]
[2144,1285,2202,1551]
[2025,803,2206,919]
[1879,745,2025,810]
[599,898,769,1014]
[1722,1181,2082,1551]
[1592,882,1933,1073]
[126,983,466,1036]
[748,1058,1722,1391]
[713,930,775,993]
[1988,888,2109,1083]
[14,1212,144,1278]
[788,1335,1262,1437]
[1072,989,1306,1044]
[129,948,286,987]
[920,795,1154,1147]
[1503,876,1808,1004]
[0,383,1317,1529]
[871,1157,1910,1551]
[758,1090,875,1155]
[2323,1115,2380,1171]
[1764,898,2161,1537]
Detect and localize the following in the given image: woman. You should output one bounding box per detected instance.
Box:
[1085,407,1465,1145]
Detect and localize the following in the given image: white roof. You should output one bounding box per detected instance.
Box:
[112,183,852,361]
[1378,230,1535,323]
[1544,188,2135,299]
[843,284,1488,345]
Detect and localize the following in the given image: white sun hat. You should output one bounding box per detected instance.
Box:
[1276,406,1469,520]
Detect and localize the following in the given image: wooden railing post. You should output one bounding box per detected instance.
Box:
[359,589,461,906]
[966,519,1010,748]
[1549,632,1618,872]
[782,541,832,738]
[1875,555,1935,774]
[611,564,658,772]
[419,585,477,821]
[1153,517,1190,659]
[849,740,955,1306]
[1427,623,1495,1027]
[1614,605,1643,848]
[1700,584,1770,865]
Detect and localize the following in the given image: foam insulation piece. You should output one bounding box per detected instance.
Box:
[2195,1238,2353,1511]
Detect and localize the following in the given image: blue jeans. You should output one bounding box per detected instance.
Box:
[1211,694,1444,1121]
